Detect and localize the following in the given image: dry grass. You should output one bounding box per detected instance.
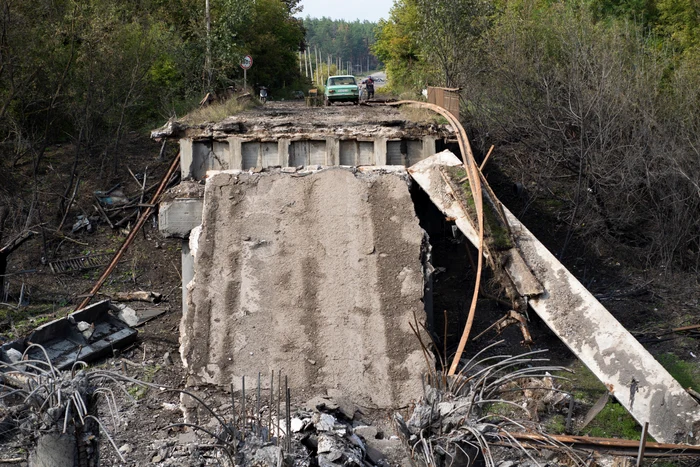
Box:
[398,104,449,125]
[179,97,256,125]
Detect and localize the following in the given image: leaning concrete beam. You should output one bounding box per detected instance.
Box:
[409,151,700,444]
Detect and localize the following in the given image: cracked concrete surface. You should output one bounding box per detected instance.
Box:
[180,167,430,408]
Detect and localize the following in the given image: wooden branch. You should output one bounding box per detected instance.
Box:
[93,199,114,229]
[479,145,495,171]
[57,176,81,232]
[0,230,35,255]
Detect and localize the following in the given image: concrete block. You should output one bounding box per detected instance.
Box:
[227,136,244,170]
[180,138,194,179]
[409,151,700,444]
[181,169,430,408]
[374,137,387,166]
[278,138,290,166]
[159,198,204,238]
[326,137,340,166]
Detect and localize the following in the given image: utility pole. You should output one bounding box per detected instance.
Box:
[205,0,212,91]
[315,46,320,85]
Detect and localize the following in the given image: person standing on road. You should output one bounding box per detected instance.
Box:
[366,76,375,99]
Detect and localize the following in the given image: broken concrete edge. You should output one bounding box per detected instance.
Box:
[180,167,431,408]
[150,115,453,141]
[416,158,544,299]
[205,164,410,178]
[159,167,411,239]
[409,151,700,445]
[0,300,138,373]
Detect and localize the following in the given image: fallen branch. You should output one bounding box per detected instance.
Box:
[112,291,162,303]
[479,145,495,171]
[0,230,35,254]
[75,153,180,311]
[56,176,81,232]
[93,197,115,229]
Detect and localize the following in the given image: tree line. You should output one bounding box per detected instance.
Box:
[0,0,306,174]
[375,0,700,270]
[303,17,380,79]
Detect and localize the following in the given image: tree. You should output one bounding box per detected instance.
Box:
[373,0,426,91]
[238,0,305,91]
[414,0,494,86]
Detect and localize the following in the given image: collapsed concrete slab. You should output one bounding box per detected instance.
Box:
[181,167,430,408]
[409,151,700,444]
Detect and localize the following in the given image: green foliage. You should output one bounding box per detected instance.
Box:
[0,0,305,156]
[304,17,379,77]
[415,0,494,86]
[554,362,641,439]
[241,0,306,90]
[545,414,567,433]
[584,403,642,439]
[373,0,427,91]
[657,353,700,391]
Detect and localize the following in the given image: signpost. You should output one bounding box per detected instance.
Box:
[240,55,253,91]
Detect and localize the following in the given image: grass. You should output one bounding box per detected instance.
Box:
[444,165,513,250]
[128,363,161,400]
[585,403,643,439]
[179,97,256,125]
[399,105,449,125]
[550,360,699,440]
[545,414,567,433]
[657,353,700,392]
[550,362,644,438]
[555,360,606,404]
[0,304,67,339]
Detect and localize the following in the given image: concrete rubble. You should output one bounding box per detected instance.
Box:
[136,396,410,467]
[181,167,431,408]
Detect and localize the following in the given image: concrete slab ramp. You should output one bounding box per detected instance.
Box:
[181,168,429,408]
[410,151,700,444]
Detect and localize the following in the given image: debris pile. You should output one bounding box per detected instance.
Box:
[0,342,153,466]
[164,392,410,467]
[393,347,584,467]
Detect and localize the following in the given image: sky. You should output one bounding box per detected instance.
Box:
[295,0,394,23]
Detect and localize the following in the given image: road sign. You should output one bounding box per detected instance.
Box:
[240,55,253,70]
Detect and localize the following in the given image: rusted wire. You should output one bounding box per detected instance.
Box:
[506,432,700,457]
[389,100,484,375]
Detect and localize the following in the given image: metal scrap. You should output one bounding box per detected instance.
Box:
[48,253,113,274]
[0,300,137,372]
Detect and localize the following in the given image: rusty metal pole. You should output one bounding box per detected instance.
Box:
[75,153,180,311]
[637,422,649,466]
[388,100,485,375]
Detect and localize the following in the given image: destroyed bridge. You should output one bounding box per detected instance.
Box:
[152,102,700,446]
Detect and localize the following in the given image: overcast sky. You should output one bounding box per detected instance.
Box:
[296,0,394,22]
